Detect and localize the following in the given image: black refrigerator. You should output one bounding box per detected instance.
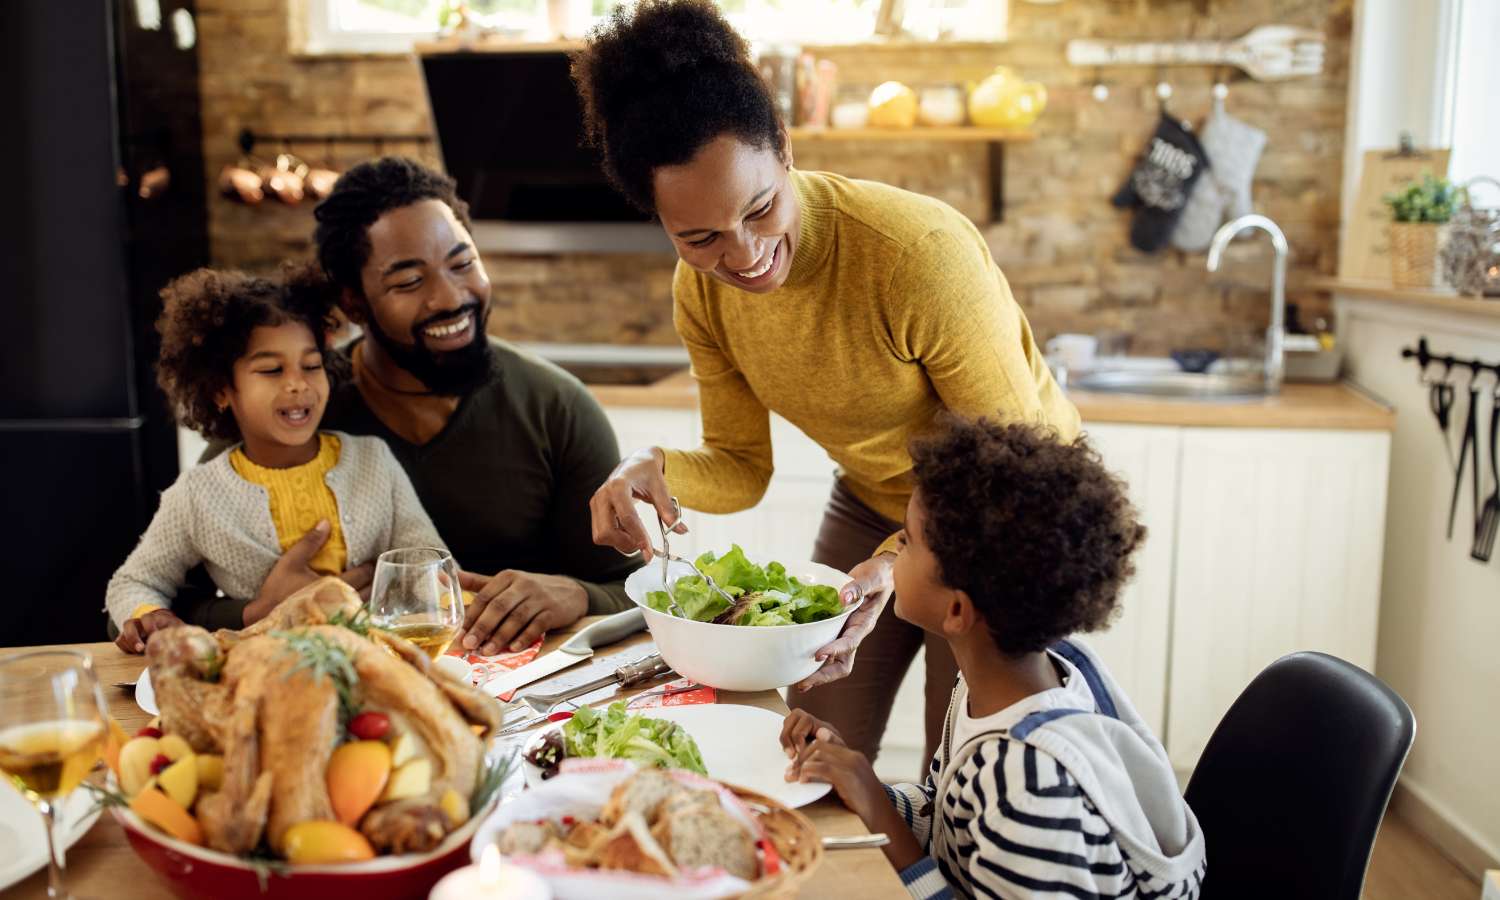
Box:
[1,2,207,646]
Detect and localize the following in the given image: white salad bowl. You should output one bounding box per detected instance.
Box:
[623,554,859,691]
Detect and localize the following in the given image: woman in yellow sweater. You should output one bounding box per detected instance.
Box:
[581,0,1078,762]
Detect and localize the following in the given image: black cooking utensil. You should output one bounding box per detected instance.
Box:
[1472,390,1500,561]
[1430,378,1456,469]
[1448,377,1480,540]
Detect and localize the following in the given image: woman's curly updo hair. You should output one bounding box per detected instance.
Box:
[572,0,787,212]
[155,264,341,442]
[910,418,1147,656]
[313,156,471,295]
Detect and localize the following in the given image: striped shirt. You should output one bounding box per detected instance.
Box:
[884,643,1206,899]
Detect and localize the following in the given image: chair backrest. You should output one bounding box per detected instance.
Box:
[1183,651,1415,900]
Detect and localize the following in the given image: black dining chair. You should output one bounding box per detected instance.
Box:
[1183,651,1415,900]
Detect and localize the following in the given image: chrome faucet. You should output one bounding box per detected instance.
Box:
[1206,214,1287,394]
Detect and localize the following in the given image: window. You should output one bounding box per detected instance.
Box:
[300,0,1001,55]
[1443,0,1500,192]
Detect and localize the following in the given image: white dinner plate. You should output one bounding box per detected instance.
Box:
[0,784,103,891]
[522,704,831,810]
[135,668,158,716]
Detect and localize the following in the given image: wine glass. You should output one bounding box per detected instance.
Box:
[369,547,465,660]
[0,650,108,899]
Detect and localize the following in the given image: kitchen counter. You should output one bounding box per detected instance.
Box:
[586,374,1396,431]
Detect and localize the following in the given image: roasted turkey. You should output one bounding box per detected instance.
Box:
[145,577,504,856]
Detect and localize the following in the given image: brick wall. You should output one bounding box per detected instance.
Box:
[197,0,1350,355]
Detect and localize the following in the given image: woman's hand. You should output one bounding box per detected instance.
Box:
[793,552,896,692]
[455,570,589,656]
[588,446,686,561]
[115,609,185,654]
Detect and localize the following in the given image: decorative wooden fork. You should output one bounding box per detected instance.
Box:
[1067,25,1325,81]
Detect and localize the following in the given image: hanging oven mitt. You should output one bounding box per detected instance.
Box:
[1113,111,1209,253]
[1172,97,1268,251]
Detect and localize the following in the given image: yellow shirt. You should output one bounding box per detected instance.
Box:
[664,169,1078,532]
[230,433,349,577]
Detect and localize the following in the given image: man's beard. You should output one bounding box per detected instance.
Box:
[362,301,493,396]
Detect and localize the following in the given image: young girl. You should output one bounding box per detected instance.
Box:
[108,266,447,653]
[780,419,1206,899]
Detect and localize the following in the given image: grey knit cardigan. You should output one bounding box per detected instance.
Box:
[105,432,446,627]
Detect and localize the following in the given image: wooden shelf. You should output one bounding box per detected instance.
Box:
[787,126,1034,142]
[415,39,584,54]
[1313,277,1500,321]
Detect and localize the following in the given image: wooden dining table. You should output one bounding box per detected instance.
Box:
[4,618,909,899]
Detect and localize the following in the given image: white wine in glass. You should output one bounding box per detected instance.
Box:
[370,547,464,660]
[0,649,108,899]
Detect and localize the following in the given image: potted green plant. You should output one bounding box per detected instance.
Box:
[1383,173,1461,287]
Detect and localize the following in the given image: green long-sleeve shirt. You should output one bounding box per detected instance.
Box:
[180,337,636,630]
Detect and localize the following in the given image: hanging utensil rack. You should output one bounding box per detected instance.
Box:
[1401,337,1500,381]
[237,128,433,155]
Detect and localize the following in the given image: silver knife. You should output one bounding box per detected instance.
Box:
[498,654,674,735]
[481,607,645,698]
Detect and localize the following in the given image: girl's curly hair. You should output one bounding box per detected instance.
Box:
[910,418,1147,656]
[154,264,341,441]
[571,0,786,212]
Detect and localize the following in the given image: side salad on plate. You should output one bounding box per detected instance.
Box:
[644,545,845,627]
[524,702,707,780]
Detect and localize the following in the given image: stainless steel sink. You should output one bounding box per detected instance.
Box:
[1071,370,1271,400]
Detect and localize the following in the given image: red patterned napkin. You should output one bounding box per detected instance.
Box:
[625,677,717,708]
[449,639,543,689]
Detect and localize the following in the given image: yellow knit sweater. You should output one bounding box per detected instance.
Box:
[230,433,348,576]
[663,169,1078,528]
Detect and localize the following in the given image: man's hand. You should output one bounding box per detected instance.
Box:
[794,552,896,692]
[115,609,185,654]
[242,520,375,626]
[455,570,589,656]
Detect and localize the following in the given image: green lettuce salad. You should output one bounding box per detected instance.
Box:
[561,701,706,774]
[645,545,845,627]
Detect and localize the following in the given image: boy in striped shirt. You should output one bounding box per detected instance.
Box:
[782,419,1206,899]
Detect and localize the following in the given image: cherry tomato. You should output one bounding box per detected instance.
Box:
[135,726,163,739]
[348,711,391,741]
[149,753,172,775]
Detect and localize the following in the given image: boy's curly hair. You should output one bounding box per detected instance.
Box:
[155,264,341,442]
[313,156,471,296]
[572,0,786,212]
[909,418,1146,656]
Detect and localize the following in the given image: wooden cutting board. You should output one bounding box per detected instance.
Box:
[1340,147,1451,281]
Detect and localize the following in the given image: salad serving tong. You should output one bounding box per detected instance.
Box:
[615,497,736,616]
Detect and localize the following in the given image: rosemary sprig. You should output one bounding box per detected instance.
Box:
[328,605,377,638]
[470,743,518,815]
[274,629,362,721]
[83,781,131,817]
[243,848,290,892]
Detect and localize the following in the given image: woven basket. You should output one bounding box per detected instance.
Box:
[733,785,825,899]
[1389,221,1444,287]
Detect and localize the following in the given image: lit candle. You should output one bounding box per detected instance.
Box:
[428,844,552,900]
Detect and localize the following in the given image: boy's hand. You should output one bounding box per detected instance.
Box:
[115,609,185,654]
[779,709,845,755]
[786,728,885,822]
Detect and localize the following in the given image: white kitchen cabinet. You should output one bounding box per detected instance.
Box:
[602,403,1392,777]
[1165,427,1390,771]
[1076,423,1182,737]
